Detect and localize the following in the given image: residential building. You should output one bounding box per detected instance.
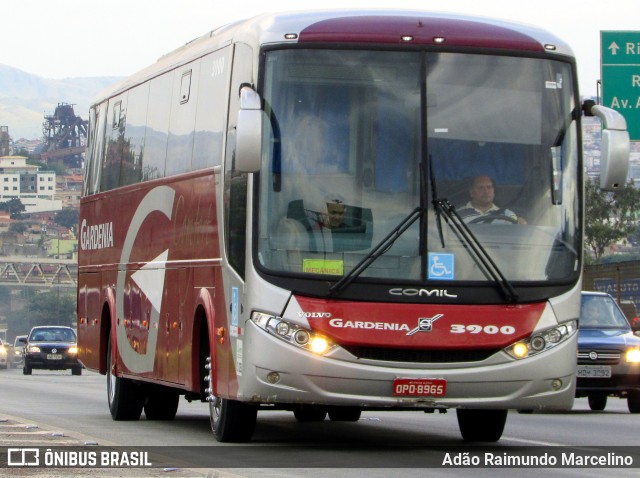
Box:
[0,155,62,213]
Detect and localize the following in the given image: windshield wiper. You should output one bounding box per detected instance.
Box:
[328,206,425,296]
[428,153,518,303]
[431,198,519,303]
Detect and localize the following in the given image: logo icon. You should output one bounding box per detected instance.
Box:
[8,448,40,466]
[428,253,454,280]
[407,314,443,336]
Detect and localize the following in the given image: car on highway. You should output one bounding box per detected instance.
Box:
[0,338,8,369]
[11,335,27,368]
[20,326,82,375]
[577,291,640,413]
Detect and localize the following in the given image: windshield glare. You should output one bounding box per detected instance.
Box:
[257,49,579,284]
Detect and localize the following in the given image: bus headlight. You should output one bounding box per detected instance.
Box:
[251,312,335,355]
[505,320,577,360]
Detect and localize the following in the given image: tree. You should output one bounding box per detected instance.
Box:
[584,178,640,262]
[6,290,76,338]
[54,208,79,231]
[0,198,26,219]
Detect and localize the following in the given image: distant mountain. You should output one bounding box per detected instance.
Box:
[0,64,121,140]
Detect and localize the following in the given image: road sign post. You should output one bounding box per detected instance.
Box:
[601,31,640,141]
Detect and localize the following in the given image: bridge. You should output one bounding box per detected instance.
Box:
[0,257,77,289]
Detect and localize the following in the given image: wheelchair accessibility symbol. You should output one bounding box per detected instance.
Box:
[428,253,454,280]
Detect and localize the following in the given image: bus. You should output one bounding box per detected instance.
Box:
[77,10,630,442]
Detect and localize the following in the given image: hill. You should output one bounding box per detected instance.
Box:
[0,64,120,140]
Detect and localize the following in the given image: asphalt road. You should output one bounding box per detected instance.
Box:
[1,367,639,477]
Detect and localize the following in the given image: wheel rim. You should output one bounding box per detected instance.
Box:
[209,396,222,431]
[107,345,115,405]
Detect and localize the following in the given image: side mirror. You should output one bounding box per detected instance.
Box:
[18,337,27,344]
[590,105,630,192]
[235,86,262,173]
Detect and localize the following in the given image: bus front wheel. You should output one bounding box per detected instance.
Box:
[456,409,507,442]
[209,396,257,442]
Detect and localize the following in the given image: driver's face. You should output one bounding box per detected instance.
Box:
[470,176,495,209]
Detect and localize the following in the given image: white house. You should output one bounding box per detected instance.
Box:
[0,156,62,213]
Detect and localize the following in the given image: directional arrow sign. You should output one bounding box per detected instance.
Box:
[601,31,640,141]
[131,249,168,313]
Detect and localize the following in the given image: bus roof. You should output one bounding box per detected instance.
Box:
[93,9,573,105]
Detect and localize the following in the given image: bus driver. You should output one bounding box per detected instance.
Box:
[457,175,526,224]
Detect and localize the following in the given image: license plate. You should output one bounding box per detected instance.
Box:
[46,354,63,360]
[393,378,447,397]
[577,365,611,378]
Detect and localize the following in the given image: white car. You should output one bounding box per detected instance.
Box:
[0,338,8,369]
[11,335,27,368]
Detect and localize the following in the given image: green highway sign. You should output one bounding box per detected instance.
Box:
[601,31,640,141]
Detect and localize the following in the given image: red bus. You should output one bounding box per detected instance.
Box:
[77,10,630,442]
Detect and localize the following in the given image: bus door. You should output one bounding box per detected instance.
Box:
[218,42,253,397]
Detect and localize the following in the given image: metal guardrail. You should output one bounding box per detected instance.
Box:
[0,257,77,288]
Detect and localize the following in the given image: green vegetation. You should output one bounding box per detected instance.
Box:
[585,178,640,263]
[5,290,76,338]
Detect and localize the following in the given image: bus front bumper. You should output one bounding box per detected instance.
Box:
[236,321,577,410]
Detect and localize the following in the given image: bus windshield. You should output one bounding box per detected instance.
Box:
[257,49,579,285]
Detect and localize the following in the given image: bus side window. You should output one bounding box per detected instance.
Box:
[84,102,108,196]
[166,63,199,176]
[101,94,128,192]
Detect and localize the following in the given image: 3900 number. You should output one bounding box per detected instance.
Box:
[450,324,516,334]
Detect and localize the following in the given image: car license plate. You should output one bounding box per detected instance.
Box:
[577,365,611,378]
[46,354,63,360]
[393,378,447,397]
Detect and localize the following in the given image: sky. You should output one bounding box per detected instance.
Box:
[2,0,639,96]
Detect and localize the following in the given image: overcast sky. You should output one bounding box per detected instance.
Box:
[2,0,638,96]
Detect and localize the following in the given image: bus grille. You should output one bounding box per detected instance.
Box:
[342,346,499,363]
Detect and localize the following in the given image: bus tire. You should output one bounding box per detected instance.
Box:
[293,405,327,422]
[210,396,257,442]
[327,407,361,422]
[144,386,180,420]
[588,394,607,411]
[107,336,144,421]
[456,409,507,442]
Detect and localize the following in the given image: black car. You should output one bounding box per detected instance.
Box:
[21,326,82,375]
[577,292,640,413]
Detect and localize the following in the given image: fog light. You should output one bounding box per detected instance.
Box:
[551,379,562,390]
[266,372,280,384]
[512,342,529,358]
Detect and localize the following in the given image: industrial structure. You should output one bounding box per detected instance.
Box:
[40,103,87,168]
[0,126,11,156]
